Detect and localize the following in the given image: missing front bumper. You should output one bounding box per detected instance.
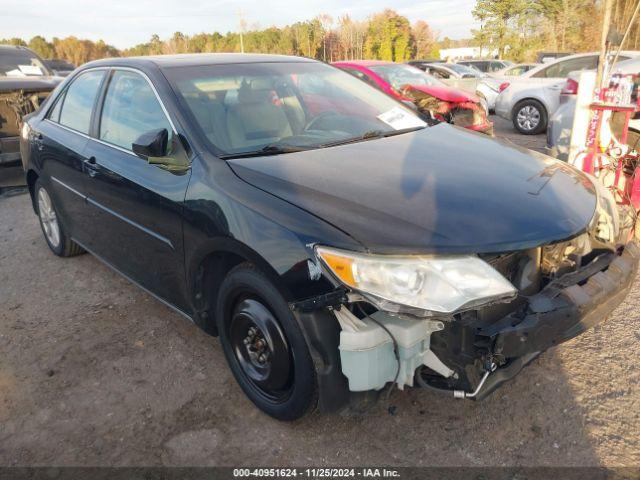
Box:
[453,242,639,400]
[488,242,639,359]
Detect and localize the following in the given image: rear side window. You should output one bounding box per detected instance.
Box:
[99,70,172,151]
[57,70,105,134]
[533,56,598,78]
[48,92,65,123]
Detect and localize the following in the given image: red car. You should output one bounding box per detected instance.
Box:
[332,60,493,135]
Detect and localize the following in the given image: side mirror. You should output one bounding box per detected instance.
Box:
[132,128,168,159]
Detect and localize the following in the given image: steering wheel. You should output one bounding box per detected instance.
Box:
[304,111,340,132]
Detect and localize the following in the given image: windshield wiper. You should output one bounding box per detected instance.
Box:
[319,126,426,148]
[220,125,427,159]
[220,143,312,159]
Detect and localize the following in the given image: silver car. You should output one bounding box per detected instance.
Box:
[495,53,608,135]
[547,56,640,160]
[476,63,540,112]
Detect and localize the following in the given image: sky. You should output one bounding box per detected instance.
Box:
[2,0,479,49]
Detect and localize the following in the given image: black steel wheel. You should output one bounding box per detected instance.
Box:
[228,298,293,402]
[216,263,318,421]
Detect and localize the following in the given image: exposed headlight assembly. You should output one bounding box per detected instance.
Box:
[316,246,517,316]
[588,176,620,245]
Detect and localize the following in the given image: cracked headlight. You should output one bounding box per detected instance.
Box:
[316,246,517,316]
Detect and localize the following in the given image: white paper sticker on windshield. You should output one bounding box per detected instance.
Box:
[5,69,26,77]
[377,106,426,130]
[18,65,43,75]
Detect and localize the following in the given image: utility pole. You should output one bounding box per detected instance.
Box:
[237,9,246,53]
[596,0,613,88]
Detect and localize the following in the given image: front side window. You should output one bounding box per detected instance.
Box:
[99,70,172,151]
[57,70,105,134]
[164,61,425,157]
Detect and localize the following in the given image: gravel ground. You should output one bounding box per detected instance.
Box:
[1,118,639,467]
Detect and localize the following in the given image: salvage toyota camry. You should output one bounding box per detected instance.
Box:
[21,54,638,421]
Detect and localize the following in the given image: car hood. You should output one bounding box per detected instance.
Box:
[0,76,62,93]
[405,83,480,104]
[228,124,597,254]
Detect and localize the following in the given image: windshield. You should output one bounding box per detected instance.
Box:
[165,61,426,157]
[0,50,50,77]
[369,64,443,90]
[447,63,485,77]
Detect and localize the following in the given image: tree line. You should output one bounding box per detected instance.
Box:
[1,9,438,66]
[2,2,639,67]
[472,0,640,61]
[1,35,120,66]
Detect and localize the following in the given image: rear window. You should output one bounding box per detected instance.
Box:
[0,49,50,77]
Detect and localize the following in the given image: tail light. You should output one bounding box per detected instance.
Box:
[498,82,510,93]
[561,78,579,95]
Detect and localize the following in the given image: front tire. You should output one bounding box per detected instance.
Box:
[216,263,318,421]
[512,99,547,135]
[35,179,84,257]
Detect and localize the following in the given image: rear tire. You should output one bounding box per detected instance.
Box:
[35,179,84,257]
[512,99,547,135]
[216,263,318,421]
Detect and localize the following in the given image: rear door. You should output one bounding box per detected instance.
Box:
[82,68,192,311]
[534,55,599,114]
[36,69,106,245]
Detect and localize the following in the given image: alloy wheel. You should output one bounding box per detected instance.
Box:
[37,187,61,248]
[516,105,541,132]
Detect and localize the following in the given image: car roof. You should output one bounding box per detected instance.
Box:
[0,44,36,53]
[612,56,640,74]
[83,53,318,70]
[524,51,640,77]
[332,60,393,68]
[567,55,640,81]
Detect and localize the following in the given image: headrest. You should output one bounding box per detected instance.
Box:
[237,78,275,104]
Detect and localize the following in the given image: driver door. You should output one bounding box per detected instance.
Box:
[82,68,192,311]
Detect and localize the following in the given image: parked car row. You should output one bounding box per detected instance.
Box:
[19,52,638,421]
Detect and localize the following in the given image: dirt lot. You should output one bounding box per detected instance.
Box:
[1,118,639,467]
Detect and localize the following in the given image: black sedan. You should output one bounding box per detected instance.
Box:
[20,54,638,420]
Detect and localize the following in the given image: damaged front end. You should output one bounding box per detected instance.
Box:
[0,89,49,164]
[401,85,494,136]
[294,228,638,409]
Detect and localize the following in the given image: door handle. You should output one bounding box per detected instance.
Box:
[34,132,44,150]
[84,156,98,177]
